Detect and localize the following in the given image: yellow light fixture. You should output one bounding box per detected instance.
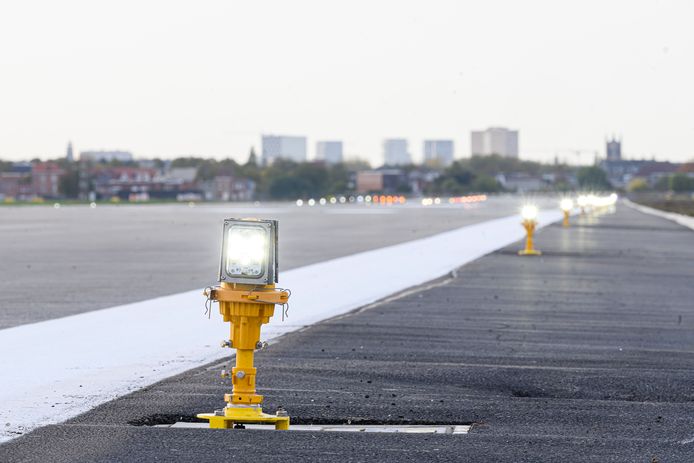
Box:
[197,218,291,430]
[518,205,542,256]
[560,198,574,228]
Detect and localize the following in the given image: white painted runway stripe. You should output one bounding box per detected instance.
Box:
[624,199,694,231]
[0,210,561,443]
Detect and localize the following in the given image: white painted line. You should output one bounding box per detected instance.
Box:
[165,422,471,434]
[624,199,694,231]
[0,210,560,443]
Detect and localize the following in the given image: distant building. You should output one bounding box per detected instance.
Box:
[201,176,256,201]
[383,139,411,166]
[606,137,622,161]
[423,140,454,166]
[162,167,197,189]
[66,141,74,162]
[495,173,547,192]
[261,135,307,164]
[31,162,65,197]
[80,150,134,163]
[315,141,343,164]
[471,127,519,158]
[0,173,28,199]
[356,169,406,194]
[599,159,680,188]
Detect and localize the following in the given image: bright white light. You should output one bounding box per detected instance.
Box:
[319,198,327,206]
[357,195,364,203]
[296,199,304,207]
[226,226,267,277]
[560,198,574,212]
[89,202,97,208]
[308,198,316,206]
[53,203,60,209]
[365,195,372,203]
[577,195,588,207]
[521,204,539,221]
[339,196,347,204]
[434,197,441,205]
[329,197,337,204]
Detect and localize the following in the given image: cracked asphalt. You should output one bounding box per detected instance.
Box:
[2,204,694,462]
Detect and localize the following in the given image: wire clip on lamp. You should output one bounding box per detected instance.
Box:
[518,205,542,256]
[198,218,291,430]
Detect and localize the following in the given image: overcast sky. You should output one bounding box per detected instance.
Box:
[1,0,692,165]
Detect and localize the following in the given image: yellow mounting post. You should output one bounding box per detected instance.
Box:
[518,219,542,256]
[197,283,290,430]
[562,210,570,228]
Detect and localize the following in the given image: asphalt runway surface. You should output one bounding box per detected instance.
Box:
[0,197,540,329]
[2,204,693,462]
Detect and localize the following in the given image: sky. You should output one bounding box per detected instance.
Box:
[0,0,692,165]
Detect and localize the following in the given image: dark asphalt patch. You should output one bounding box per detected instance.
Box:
[2,206,694,462]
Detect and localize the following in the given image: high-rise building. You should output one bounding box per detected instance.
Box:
[606,136,621,161]
[470,127,519,158]
[423,140,454,166]
[383,139,411,166]
[261,135,307,164]
[315,141,343,164]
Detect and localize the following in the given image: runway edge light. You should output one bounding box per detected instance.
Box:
[197,218,292,430]
[518,204,542,256]
[560,198,574,228]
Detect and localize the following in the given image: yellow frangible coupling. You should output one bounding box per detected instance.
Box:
[197,283,290,430]
[518,219,542,256]
[562,210,570,228]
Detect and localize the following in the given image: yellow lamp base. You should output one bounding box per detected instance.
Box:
[197,405,290,430]
[518,249,542,256]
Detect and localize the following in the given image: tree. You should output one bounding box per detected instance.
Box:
[626,177,649,192]
[59,168,80,198]
[670,173,694,192]
[246,147,258,167]
[577,166,611,190]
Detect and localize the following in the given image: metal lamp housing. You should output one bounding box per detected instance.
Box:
[219,218,278,285]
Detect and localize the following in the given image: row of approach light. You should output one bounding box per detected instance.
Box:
[296,194,488,207]
[421,194,488,206]
[519,193,619,255]
[296,195,407,207]
[576,193,619,210]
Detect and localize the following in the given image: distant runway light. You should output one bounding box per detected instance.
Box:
[53,203,61,209]
[357,195,364,203]
[560,198,573,228]
[434,197,441,205]
[319,198,327,206]
[519,204,541,256]
[308,198,316,206]
[296,199,304,207]
[339,196,347,204]
[90,202,97,209]
[329,197,337,204]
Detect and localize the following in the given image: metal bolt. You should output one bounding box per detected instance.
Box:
[220,340,232,348]
[235,371,246,379]
[255,341,268,350]
[276,407,288,417]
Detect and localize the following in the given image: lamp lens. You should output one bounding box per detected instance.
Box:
[521,205,538,221]
[226,225,268,277]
